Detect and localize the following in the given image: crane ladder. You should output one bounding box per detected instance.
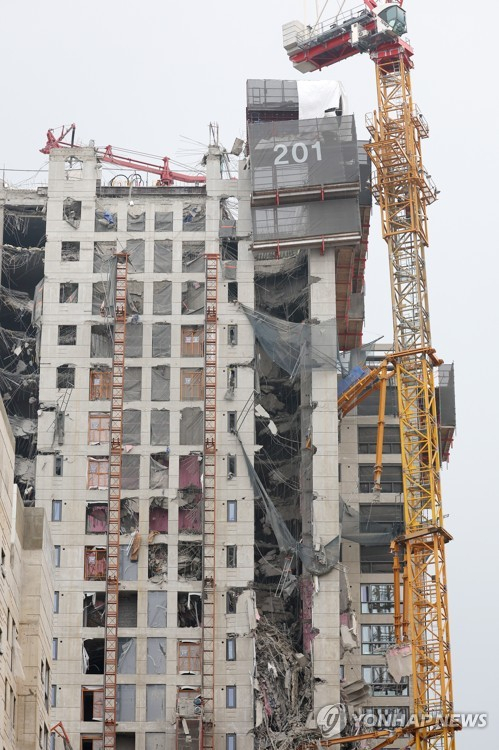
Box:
[201,254,218,750]
[103,253,128,750]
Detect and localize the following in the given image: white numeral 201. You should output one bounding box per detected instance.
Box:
[273,141,322,165]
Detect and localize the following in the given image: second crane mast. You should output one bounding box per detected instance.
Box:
[284,3,457,750]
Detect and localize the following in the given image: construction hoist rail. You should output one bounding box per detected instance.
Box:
[103,253,128,750]
[284,3,458,749]
[201,254,219,750]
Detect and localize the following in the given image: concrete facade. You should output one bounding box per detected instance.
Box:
[0,400,54,750]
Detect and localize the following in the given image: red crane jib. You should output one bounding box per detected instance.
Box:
[40,124,205,185]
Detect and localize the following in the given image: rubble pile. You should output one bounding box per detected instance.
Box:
[253,618,319,750]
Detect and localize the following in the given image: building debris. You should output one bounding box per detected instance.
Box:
[253,617,318,750]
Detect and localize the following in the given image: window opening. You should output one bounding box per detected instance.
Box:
[226,546,237,568]
[226,637,236,661]
[177,641,201,673]
[228,325,238,345]
[227,500,237,522]
[181,325,204,357]
[51,500,62,521]
[57,365,75,389]
[226,685,236,708]
[227,454,236,478]
[59,282,78,303]
[90,369,112,400]
[58,325,77,345]
[54,455,63,477]
[61,241,80,261]
[227,412,237,433]
[87,457,109,489]
[228,282,238,302]
[177,592,202,628]
[88,413,110,444]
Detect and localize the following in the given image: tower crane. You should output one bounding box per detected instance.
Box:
[284,3,458,749]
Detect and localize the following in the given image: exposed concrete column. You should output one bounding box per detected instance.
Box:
[308,249,340,715]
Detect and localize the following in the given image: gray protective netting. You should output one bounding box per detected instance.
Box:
[183,204,205,231]
[146,685,166,720]
[32,280,43,324]
[94,242,116,273]
[125,324,143,357]
[155,211,173,232]
[221,259,237,281]
[147,591,167,627]
[127,281,143,315]
[127,209,145,232]
[123,410,141,445]
[116,684,135,721]
[248,115,359,193]
[120,497,139,534]
[152,324,171,358]
[182,281,205,314]
[151,410,170,445]
[118,637,136,674]
[122,454,140,490]
[124,368,142,400]
[92,281,109,315]
[182,242,205,272]
[91,325,113,357]
[95,209,117,232]
[126,239,145,272]
[153,281,172,315]
[242,305,337,376]
[151,366,170,401]
[150,454,169,489]
[179,407,203,445]
[147,638,167,674]
[252,198,360,244]
[154,241,173,273]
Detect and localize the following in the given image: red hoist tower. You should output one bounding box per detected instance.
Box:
[103,253,128,749]
[201,254,219,750]
[284,2,458,750]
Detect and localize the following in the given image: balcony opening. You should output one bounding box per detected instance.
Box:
[178,592,202,628]
[148,543,168,581]
[81,688,103,722]
[82,593,106,628]
[82,639,104,674]
[178,542,202,580]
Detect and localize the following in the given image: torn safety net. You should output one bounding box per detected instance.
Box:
[237,435,393,576]
[241,305,337,376]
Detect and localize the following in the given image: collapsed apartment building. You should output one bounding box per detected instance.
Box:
[0,78,456,750]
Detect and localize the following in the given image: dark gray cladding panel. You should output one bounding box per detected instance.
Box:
[252,197,361,243]
[248,116,359,192]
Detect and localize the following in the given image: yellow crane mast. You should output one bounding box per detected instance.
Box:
[366,50,456,749]
[284,3,458,748]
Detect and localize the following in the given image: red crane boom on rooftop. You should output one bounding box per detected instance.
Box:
[40,123,206,186]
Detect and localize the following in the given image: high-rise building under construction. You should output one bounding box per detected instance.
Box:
[0,78,455,750]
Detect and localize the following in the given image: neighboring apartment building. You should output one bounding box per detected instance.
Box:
[0,400,54,750]
[0,79,455,750]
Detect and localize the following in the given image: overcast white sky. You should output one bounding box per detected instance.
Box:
[2,0,497,744]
